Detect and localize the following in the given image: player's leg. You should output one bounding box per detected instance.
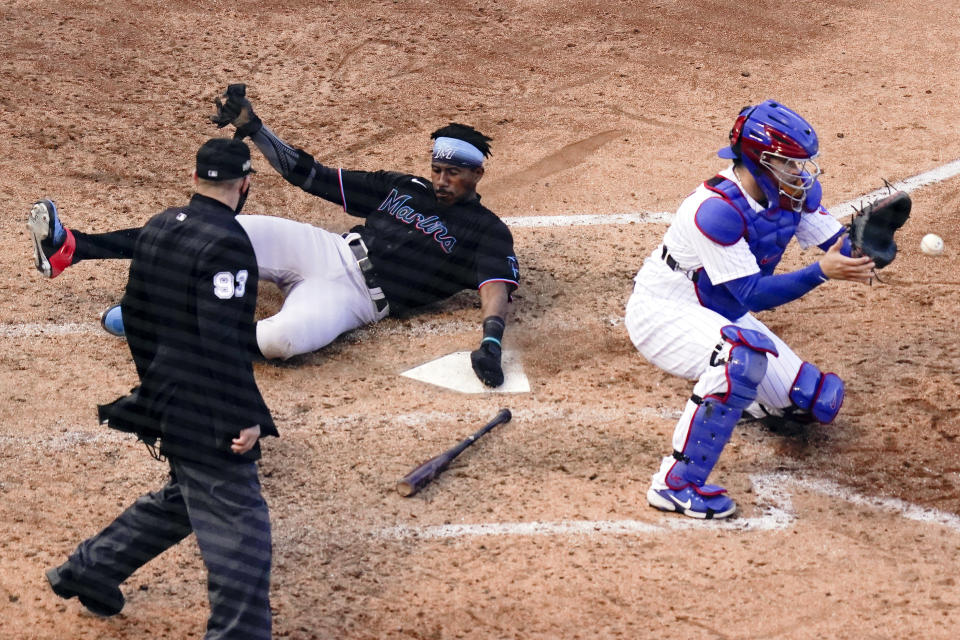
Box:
[256,278,376,359]
[175,458,272,640]
[237,215,382,360]
[628,291,768,517]
[736,315,845,424]
[646,324,778,519]
[95,215,381,348]
[27,198,140,277]
[28,199,75,277]
[101,275,378,353]
[626,290,732,380]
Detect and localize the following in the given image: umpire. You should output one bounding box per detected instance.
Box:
[46,138,277,639]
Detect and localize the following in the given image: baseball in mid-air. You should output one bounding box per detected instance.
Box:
[920,233,944,256]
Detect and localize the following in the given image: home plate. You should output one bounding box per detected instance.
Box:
[401,351,530,393]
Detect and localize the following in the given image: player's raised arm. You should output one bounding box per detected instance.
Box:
[210,83,346,203]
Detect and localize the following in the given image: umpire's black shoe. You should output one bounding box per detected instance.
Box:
[46,563,125,617]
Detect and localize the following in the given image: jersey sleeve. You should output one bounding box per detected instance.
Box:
[289,156,405,220]
[724,263,828,312]
[795,207,844,249]
[681,197,760,285]
[249,123,399,219]
[475,218,520,291]
[336,170,416,218]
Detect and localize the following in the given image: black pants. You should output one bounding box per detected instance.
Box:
[66,457,272,639]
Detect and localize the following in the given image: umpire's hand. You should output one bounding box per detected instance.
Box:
[232,425,262,454]
[470,341,504,387]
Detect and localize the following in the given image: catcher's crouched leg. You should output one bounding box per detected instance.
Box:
[746,362,844,432]
[789,362,844,423]
[648,325,779,519]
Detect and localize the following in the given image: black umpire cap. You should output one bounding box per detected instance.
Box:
[195,138,256,181]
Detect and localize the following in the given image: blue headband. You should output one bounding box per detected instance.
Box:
[432,137,485,168]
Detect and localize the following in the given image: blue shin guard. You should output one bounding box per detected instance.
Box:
[652,325,777,519]
[655,397,742,519]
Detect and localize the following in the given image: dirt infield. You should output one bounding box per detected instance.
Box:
[2,1,960,638]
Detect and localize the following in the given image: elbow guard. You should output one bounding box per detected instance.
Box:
[288,149,316,188]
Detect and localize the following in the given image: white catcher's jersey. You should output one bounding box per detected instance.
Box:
[237,215,384,360]
[635,167,842,296]
[625,167,843,406]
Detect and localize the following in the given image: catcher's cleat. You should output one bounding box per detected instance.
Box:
[27,198,76,278]
[46,563,125,617]
[99,304,126,338]
[647,485,736,520]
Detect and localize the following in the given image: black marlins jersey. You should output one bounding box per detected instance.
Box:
[299,166,520,314]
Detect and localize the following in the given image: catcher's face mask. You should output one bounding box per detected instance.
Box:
[722,100,821,213]
[759,151,821,212]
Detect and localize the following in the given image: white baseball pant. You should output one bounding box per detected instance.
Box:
[238,215,386,360]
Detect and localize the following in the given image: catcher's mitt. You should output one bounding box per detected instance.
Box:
[848,189,911,269]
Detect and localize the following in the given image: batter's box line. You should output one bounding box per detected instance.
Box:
[375,471,960,540]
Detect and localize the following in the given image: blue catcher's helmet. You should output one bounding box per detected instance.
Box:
[718,100,821,212]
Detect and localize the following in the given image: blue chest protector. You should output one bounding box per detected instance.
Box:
[693,176,802,320]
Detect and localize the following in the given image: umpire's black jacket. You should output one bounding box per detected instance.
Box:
[101,194,277,468]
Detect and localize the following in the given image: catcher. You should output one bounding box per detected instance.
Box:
[624,99,909,519]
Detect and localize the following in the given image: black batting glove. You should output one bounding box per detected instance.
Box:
[470,316,506,387]
[471,340,504,387]
[210,83,262,138]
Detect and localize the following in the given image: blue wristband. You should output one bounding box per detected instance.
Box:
[481,336,502,347]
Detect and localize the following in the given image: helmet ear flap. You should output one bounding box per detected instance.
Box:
[729,105,758,158]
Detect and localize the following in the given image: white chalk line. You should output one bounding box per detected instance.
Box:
[502,157,960,228]
[0,314,620,341]
[0,317,487,339]
[316,404,680,429]
[502,210,674,228]
[376,471,960,540]
[12,415,959,538]
[0,322,100,338]
[3,405,679,451]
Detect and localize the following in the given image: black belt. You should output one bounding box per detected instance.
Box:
[661,245,700,283]
[344,234,389,314]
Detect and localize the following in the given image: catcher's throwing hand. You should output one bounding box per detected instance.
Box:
[820,236,875,284]
[231,424,261,454]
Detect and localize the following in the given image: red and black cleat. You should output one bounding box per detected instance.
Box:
[27,198,75,278]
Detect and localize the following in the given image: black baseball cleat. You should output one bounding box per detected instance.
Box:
[27,198,76,278]
[46,563,125,617]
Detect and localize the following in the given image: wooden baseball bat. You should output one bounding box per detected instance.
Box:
[396,408,512,497]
